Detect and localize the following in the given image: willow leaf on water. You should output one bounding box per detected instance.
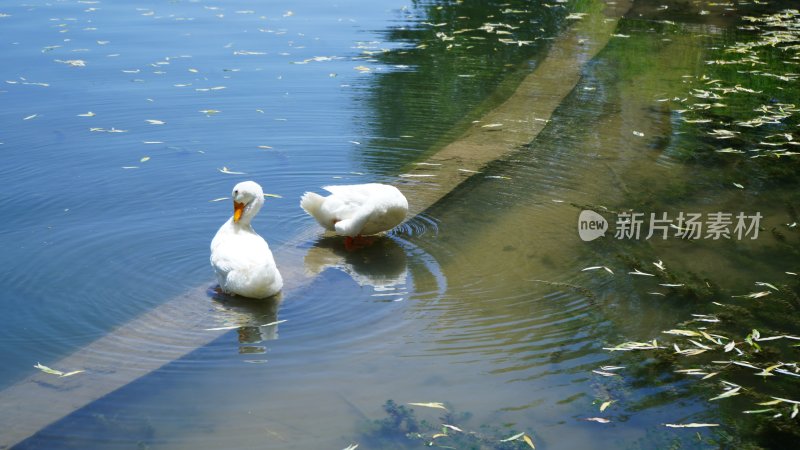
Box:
[523,434,535,449]
[34,362,84,377]
[709,386,741,401]
[500,432,525,442]
[583,417,610,423]
[408,402,447,411]
[34,363,63,376]
[664,423,720,428]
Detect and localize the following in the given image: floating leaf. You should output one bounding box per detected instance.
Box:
[408,402,447,410]
[709,386,741,401]
[566,13,587,20]
[663,329,702,337]
[140,156,150,162]
[583,417,610,423]
[146,119,165,125]
[55,59,86,67]
[218,167,246,175]
[523,434,535,449]
[60,370,85,377]
[500,432,525,442]
[664,423,719,428]
[204,325,240,331]
[599,400,615,412]
[34,362,63,376]
[582,266,613,274]
[34,362,83,377]
[629,269,655,276]
[755,282,779,291]
[604,340,661,351]
[743,408,775,414]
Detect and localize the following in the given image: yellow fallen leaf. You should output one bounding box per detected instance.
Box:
[523,434,535,449]
[600,400,615,412]
[34,362,63,376]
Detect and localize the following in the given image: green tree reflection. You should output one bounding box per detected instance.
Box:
[356,0,588,175]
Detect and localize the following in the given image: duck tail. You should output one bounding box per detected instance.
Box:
[300,192,325,216]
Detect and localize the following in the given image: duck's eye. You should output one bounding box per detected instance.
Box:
[233,190,238,196]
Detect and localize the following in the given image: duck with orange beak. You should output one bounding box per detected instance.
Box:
[211,181,283,298]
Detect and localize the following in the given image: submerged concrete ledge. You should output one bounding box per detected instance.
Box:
[0,1,631,447]
[400,0,632,216]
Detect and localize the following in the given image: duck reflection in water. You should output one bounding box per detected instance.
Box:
[207,290,282,354]
[304,235,408,294]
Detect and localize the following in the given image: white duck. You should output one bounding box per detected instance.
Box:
[300,183,408,246]
[211,181,283,299]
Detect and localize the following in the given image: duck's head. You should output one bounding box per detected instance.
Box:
[231,181,265,224]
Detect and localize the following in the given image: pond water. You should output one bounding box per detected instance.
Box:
[1,0,799,449]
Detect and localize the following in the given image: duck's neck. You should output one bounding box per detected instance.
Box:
[234,199,263,228]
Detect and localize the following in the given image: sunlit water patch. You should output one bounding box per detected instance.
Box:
[0,0,414,388]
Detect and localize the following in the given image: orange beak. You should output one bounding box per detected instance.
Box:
[233,201,245,223]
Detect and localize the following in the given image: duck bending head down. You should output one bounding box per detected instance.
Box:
[300,183,408,250]
[210,181,283,299]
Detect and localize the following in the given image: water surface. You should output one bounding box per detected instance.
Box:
[2,0,799,449]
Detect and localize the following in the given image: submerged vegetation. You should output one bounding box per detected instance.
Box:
[670,9,800,185]
[353,400,536,450]
[361,0,594,173]
[598,254,800,448]
[586,6,800,448]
